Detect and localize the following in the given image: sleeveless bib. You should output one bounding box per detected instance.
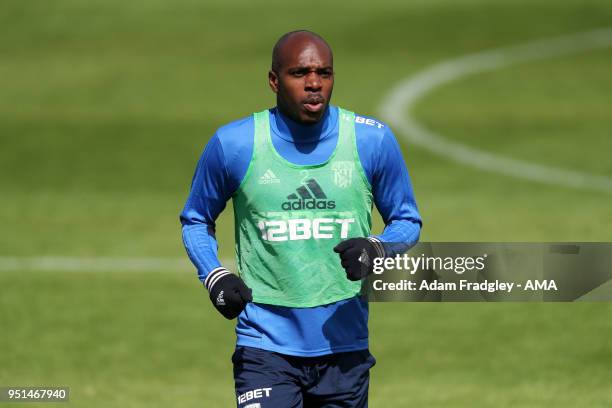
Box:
[232,108,373,307]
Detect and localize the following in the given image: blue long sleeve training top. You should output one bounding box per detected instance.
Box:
[181,105,421,356]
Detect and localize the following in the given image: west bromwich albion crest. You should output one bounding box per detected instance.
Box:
[331,161,355,188]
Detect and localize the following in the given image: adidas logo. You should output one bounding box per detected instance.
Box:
[259,169,280,184]
[281,179,336,211]
[216,290,226,306]
[358,248,371,267]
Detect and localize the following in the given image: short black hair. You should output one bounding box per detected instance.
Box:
[271,30,332,72]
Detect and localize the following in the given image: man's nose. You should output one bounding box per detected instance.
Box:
[305,72,322,90]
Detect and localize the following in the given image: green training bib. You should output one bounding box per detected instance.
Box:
[232,108,373,307]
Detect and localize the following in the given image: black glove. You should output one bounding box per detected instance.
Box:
[204,268,252,319]
[333,237,385,281]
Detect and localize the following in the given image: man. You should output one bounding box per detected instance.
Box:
[181,30,421,408]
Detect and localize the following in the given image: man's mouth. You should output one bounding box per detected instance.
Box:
[303,97,325,113]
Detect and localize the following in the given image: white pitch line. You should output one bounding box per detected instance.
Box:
[379,26,612,193]
[0,256,235,272]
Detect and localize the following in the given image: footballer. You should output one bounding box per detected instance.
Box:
[180,30,421,407]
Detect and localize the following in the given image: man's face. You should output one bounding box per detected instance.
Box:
[269,37,334,124]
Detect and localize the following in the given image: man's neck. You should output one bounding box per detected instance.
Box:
[272,105,335,143]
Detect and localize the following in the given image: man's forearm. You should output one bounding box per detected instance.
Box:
[371,219,421,256]
[182,223,224,283]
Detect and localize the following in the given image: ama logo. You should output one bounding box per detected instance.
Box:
[282,179,336,211]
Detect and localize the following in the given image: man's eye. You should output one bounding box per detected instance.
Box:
[292,71,306,77]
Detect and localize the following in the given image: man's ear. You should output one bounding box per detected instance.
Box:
[268,70,279,93]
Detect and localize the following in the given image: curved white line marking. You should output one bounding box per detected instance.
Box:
[379,27,612,193]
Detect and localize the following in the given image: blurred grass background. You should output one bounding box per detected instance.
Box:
[1,0,612,406]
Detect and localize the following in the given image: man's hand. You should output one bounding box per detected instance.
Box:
[333,237,385,281]
[204,268,253,319]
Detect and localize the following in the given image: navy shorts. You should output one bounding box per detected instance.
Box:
[232,346,376,408]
